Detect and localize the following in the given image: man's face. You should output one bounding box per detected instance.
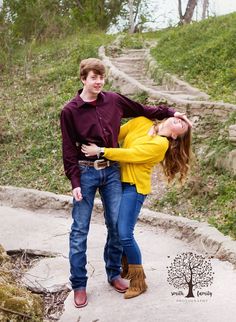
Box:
[81,70,105,96]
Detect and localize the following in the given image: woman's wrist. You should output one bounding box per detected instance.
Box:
[97,147,105,158]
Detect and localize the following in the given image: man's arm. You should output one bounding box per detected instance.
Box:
[115,92,192,127]
[115,92,175,119]
[60,108,82,201]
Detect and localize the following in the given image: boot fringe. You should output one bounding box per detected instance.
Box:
[124,265,147,298]
[126,265,146,280]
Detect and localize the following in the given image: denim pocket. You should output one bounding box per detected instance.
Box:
[79,165,89,174]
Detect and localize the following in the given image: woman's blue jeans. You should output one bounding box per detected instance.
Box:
[118,183,146,265]
[69,163,123,290]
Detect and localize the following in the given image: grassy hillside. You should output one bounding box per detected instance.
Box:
[150,14,236,239]
[151,12,236,104]
[0,33,114,194]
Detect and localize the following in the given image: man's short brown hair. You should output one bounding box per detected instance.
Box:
[80,58,106,80]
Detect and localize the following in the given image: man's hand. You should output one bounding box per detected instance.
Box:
[81,143,99,157]
[73,187,83,201]
[174,112,193,128]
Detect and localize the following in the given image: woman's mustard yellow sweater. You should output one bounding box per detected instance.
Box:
[104,117,169,194]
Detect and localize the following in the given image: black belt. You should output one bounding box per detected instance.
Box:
[78,159,116,170]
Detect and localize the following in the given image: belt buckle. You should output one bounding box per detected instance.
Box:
[94,159,109,170]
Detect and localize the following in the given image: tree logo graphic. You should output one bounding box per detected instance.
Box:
[167,252,214,298]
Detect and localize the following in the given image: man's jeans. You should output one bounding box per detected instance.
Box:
[69,163,122,290]
[118,183,146,265]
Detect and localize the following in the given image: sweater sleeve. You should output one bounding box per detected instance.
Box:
[104,140,169,164]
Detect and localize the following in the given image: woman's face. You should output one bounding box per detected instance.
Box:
[166,117,188,138]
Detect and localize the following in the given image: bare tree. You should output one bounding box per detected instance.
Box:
[127,0,143,33]
[201,0,209,19]
[167,252,214,298]
[128,0,135,33]
[178,0,198,24]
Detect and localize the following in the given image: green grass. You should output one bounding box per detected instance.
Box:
[0,32,114,195]
[151,13,236,104]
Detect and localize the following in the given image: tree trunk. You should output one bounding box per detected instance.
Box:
[179,0,198,24]
[178,0,183,21]
[128,0,135,34]
[202,0,209,20]
[186,282,194,297]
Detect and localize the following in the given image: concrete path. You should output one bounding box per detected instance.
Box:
[1,205,236,322]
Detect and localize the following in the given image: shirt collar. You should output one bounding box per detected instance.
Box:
[75,89,104,107]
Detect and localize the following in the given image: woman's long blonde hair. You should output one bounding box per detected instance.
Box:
[154,119,192,183]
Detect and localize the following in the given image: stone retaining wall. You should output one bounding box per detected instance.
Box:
[229,124,236,146]
[144,47,210,100]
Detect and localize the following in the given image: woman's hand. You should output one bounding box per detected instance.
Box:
[174,112,193,128]
[81,143,100,157]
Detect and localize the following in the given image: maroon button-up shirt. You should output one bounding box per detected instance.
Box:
[60,90,175,189]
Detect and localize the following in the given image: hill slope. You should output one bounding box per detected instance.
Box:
[0,33,114,193]
[151,12,236,104]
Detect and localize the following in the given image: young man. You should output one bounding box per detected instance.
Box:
[60,58,191,308]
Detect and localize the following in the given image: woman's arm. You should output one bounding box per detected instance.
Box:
[104,143,168,163]
[81,141,169,164]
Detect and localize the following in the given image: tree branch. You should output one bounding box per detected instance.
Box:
[0,306,32,319]
[77,1,84,11]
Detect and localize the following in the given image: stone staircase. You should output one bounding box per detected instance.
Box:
[99,44,236,119]
[109,48,208,102]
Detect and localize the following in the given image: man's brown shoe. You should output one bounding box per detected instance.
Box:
[110,277,129,293]
[74,289,88,308]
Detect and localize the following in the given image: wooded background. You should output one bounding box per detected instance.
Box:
[0,0,213,58]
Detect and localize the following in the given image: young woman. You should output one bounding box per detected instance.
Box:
[81,116,191,299]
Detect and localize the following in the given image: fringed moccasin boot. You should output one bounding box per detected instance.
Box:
[124,264,147,299]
